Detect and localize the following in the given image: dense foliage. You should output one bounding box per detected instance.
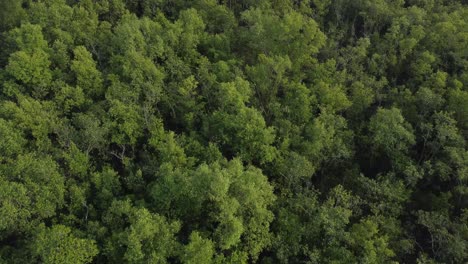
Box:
[0,0,467,263]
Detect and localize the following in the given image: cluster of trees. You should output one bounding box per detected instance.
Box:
[0,0,467,263]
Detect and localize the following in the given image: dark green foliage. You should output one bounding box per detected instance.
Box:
[0,0,467,263]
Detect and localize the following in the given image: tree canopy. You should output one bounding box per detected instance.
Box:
[0,0,467,263]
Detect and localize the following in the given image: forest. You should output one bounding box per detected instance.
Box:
[0,0,467,263]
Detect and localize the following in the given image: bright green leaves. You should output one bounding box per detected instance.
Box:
[6,50,52,97]
[431,112,464,152]
[383,14,425,67]
[369,107,415,160]
[240,5,325,66]
[215,77,252,111]
[27,0,74,40]
[246,54,292,116]
[216,216,244,252]
[422,112,467,184]
[0,22,71,243]
[271,190,320,262]
[0,179,30,237]
[4,24,52,98]
[11,154,65,219]
[6,23,48,52]
[91,168,121,210]
[0,118,25,161]
[150,159,275,261]
[32,224,98,264]
[71,46,103,97]
[368,107,418,184]
[414,86,444,117]
[194,0,236,36]
[0,154,64,236]
[71,112,109,155]
[410,51,436,82]
[349,219,396,264]
[271,185,396,263]
[123,209,178,263]
[26,0,100,47]
[314,81,351,113]
[0,1,466,263]
[176,9,206,57]
[319,185,354,241]
[181,232,215,264]
[204,77,276,164]
[227,161,275,258]
[351,173,413,257]
[207,108,276,164]
[302,112,353,164]
[108,99,143,146]
[111,14,156,55]
[54,82,86,113]
[111,50,163,98]
[102,200,180,263]
[149,127,190,167]
[349,81,375,114]
[0,96,59,151]
[63,143,91,179]
[105,75,144,146]
[281,82,314,125]
[274,151,316,189]
[448,88,468,134]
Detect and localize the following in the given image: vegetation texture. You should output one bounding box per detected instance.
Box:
[0,0,467,263]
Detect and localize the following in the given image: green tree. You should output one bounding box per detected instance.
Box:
[32,224,98,264]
